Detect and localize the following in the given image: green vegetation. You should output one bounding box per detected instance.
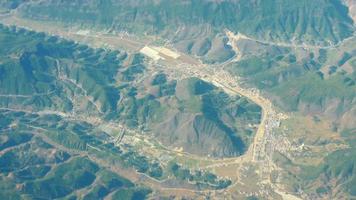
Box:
[246,196,259,200]
[0,0,25,10]
[297,147,356,197]
[169,162,232,189]
[8,0,353,64]
[227,46,356,131]
[271,72,355,111]
[0,131,33,151]
[0,109,164,180]
[0,21,261,160]
[116,75,261,157]
[0,0,355,198]
[46,129,88,150]
[275,128,356,198]
[121,150,163,179]
[0,111,152,199]
[23,157,99,199]
[0,24,125,114]
[18,0,354,45]
[111,187,152,200]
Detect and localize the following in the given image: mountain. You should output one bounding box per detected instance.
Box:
[143,77,261,157]
[11,0,355,63]
[0,25,241,198]
[226,34,356,131]
[0,24,261,157]
[1,0,356,199]
[18,0,354,43]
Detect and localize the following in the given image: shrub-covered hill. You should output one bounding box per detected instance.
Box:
[122,76,262,157]
[273,128,356,199]
[0,22,260,198]
[0,110,152,200]
[17,0,354,46]
[226,40,356,130]
[6,0,353,63]
[225,30,356,199]
[0,24,261,157]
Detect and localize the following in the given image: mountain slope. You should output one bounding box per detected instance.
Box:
[18,0,354,44]
[0,24,261,157]
[12,0,355,63]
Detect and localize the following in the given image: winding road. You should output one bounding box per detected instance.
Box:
[0,13,302,199]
